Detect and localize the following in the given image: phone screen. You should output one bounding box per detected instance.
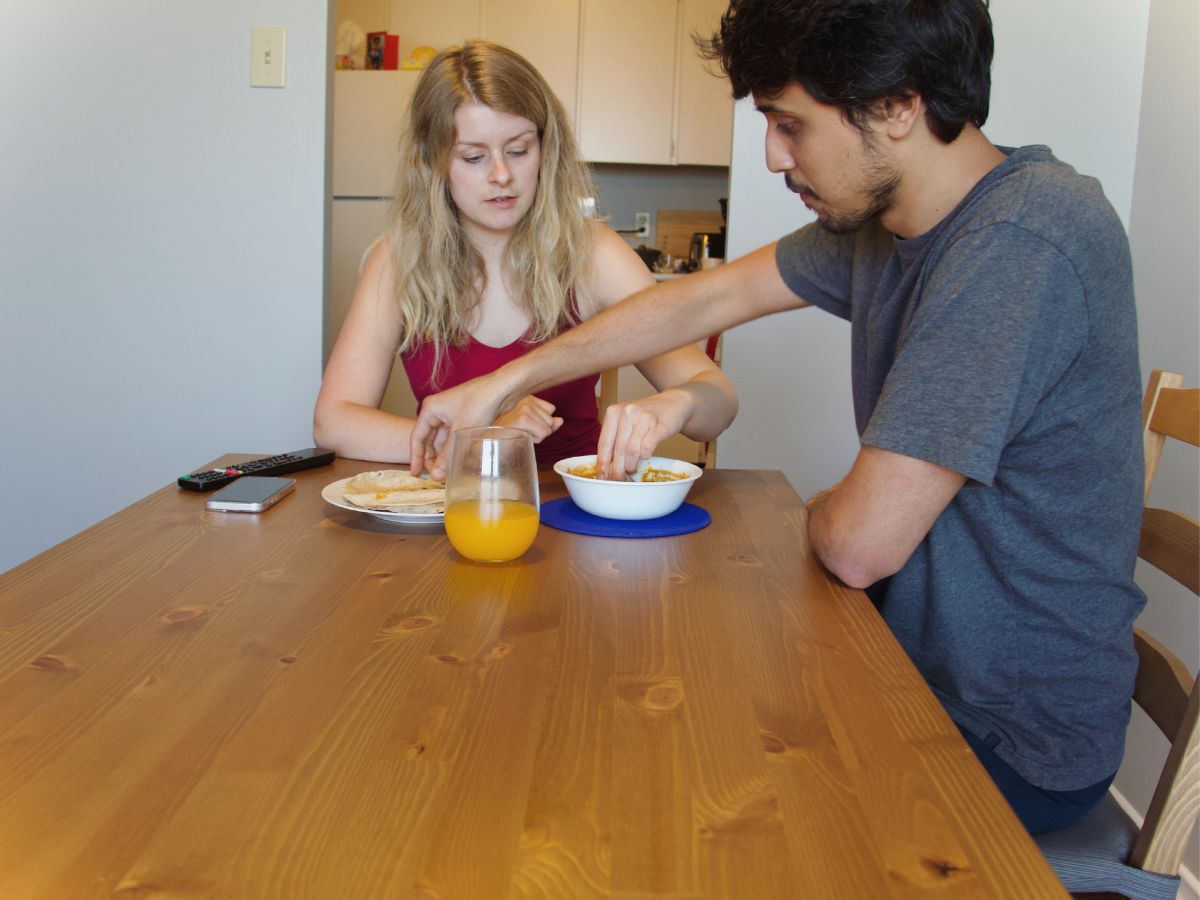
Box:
[206,476,295,512]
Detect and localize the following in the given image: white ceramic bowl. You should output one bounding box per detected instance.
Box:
[553,455,703,520]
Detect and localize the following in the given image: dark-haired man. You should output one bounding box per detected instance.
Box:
[410,0,1145,834]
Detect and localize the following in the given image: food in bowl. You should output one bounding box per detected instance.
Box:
[567,462,600,479]
[568,461,688,483]
[637,466,689,483]
[554,455,702,521]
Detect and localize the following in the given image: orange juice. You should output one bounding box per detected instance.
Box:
[444,499,539,562]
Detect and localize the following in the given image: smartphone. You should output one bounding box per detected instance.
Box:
[205,476,295,513]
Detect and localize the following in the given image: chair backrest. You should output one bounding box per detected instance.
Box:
[1127,369,1200,877]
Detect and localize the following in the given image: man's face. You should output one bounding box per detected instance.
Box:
[755,83,899,234]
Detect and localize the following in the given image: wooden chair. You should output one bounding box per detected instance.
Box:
[597,333,724,468]
[1035,369,1200,899]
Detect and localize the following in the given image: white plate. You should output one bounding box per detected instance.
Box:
[321,476,445,524]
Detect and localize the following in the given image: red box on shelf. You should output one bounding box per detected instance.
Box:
[366,32,399,70]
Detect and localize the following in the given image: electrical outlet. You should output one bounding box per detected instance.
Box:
[634,212,650,238]
[251,27,287,88]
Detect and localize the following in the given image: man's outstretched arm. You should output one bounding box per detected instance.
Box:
[410,243,805,479]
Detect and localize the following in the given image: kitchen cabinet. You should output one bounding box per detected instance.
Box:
[366,0,731,166]
[380,0,578,123]
[386,0,481,53]
[577,0,679,164]
[332,71,419,198]
[577,0,733,166]
[481,0,581,124]
[674,0,733,166]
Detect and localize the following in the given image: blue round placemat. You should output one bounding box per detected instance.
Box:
[540,497,711,538]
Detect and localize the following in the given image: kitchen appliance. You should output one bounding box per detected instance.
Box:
[689,230,725,269]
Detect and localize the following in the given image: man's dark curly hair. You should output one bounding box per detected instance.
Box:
[700,0,994,143]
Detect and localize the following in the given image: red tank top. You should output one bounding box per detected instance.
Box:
[401,320,601,468]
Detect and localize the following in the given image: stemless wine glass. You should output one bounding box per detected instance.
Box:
[444,426,540,563]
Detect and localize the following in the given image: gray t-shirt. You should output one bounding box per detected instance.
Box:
[776,145,1145,790]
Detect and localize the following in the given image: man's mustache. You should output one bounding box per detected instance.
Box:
[785,174,815,198]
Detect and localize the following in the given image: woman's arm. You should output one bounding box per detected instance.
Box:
[583,223,739,475]
[313,239,419,463]
[314,239,564,464]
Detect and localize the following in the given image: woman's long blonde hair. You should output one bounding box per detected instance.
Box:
[386,40,596,374]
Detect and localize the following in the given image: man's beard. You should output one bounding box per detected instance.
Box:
[786,150,900,235]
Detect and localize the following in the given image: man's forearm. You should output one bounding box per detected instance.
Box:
[497,275,721,405]
[409,243,800,479]
[504,245,801,401]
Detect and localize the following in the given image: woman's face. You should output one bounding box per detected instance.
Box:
[447,103,541,241]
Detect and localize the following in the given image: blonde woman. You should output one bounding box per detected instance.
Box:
[314,40,737,472]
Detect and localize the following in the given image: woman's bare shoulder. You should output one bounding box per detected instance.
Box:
[587,218,628,255]
[582,220,656,314]
[362,232,391,271]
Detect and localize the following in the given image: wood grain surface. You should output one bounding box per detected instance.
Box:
[0,457,1067,899]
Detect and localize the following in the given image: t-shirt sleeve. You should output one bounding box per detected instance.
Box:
[775,223,860,320]
[862,222,1089,485]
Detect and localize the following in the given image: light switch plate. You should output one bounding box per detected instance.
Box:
[251,26,286,88]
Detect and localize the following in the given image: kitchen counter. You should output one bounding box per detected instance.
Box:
[652,261,723,282]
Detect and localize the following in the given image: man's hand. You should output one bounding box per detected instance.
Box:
[409,374,512,480]
[494,395,563,443]
[596,390,691,479]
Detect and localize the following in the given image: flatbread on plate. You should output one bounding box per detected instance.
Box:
[343,470,446,512]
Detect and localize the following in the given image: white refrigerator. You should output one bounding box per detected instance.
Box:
[330,70,421,417]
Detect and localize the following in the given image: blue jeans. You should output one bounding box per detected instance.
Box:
[957,724,1115,834]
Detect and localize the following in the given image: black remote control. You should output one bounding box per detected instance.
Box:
[178,448,336,492]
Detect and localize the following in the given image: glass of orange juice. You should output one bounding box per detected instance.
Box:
[444,426,540,563]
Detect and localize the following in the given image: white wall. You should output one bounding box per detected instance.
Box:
[0,1,331,574]
[722,101,845,501]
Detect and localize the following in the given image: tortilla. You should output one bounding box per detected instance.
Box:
[343,469,446,512]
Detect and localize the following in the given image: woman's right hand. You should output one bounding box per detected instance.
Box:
[493,394,563,443]
[596,388,692,479]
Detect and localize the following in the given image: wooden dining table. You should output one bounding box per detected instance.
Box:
[0,454,1067,899]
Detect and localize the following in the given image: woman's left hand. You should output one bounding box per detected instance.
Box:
[494,394,563,443]
[596,389,691,479]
